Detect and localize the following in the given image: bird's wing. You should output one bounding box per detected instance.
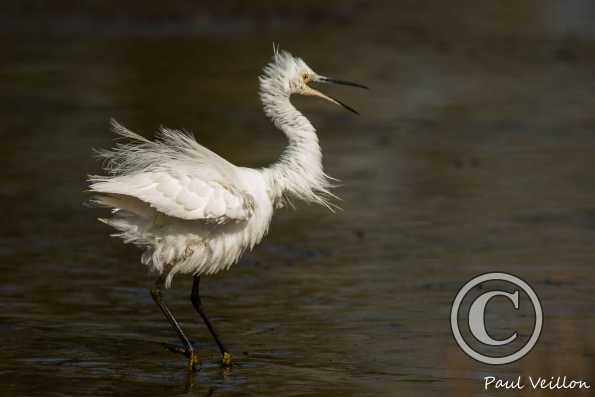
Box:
[91,169,254,222]
[89,121,255,223]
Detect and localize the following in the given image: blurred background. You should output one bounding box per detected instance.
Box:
[1,1,594,396]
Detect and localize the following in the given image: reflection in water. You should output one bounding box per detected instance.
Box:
[1,3,595,396]
[183,370,217,396]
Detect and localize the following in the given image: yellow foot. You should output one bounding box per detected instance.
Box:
[187,350,201,371]
[222,352,233,368]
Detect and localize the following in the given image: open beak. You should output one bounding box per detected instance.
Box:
[307,75,368,115]
[318,76,369,90]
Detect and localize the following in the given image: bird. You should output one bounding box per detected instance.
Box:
[88,47,367,370]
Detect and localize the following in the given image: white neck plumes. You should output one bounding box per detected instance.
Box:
[259,53,336,210]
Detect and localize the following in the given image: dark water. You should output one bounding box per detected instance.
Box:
[1,3,595,396]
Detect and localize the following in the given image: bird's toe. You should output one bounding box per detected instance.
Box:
[222,352,233,368]
[188,350,201,371]
[163,343,187,355]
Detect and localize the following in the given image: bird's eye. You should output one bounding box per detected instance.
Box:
[303,74,311,83]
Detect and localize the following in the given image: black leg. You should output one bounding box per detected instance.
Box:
[150,277,200,370]
[190,275,232,367]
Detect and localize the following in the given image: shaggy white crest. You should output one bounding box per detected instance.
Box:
[88,48,363,287]
[260,49,316,96]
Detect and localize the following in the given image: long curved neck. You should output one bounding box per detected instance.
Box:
[260,83,333,209]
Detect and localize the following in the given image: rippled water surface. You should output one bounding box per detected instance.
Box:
[1,4,595,396]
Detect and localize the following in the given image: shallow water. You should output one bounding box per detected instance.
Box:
[1,4,595,396]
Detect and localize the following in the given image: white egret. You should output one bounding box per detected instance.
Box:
[88,48,367,370]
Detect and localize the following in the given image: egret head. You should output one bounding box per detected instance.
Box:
[259,48,368,114]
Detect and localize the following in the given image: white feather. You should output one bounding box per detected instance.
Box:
[88,49,337,287]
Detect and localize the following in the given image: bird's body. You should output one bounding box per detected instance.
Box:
[91,127,277,286]
[88,48,365,369]
[90,50,336,287]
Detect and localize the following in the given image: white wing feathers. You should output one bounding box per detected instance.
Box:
[89,120,255,223]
